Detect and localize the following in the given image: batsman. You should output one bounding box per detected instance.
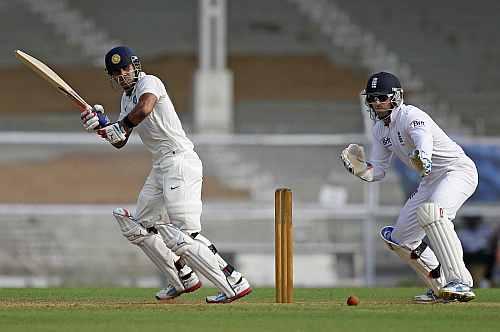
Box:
[79,46,252,303]
[341,72,478,302]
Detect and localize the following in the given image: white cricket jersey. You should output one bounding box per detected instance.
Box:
[119,72,194,162]
[369,103,472,181]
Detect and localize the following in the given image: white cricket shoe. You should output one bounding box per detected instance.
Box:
[155,272,202,301]
[439,281,476,302]
[413,288,458,303]
[414,289,439,303]
[414,288,463,304]
[206,277,252,304]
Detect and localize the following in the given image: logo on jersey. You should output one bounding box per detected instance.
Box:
[397,131,404,145]
[111,54,121,64]
[381,136,392,147]
[371,77,378,89]
[132,95,138,104]
[409,188,418,200]
[410,120,425,128]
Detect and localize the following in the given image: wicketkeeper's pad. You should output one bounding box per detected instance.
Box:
[416,203,473,286]
[380,226,444,293]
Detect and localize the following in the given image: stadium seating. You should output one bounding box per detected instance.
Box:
[0,1,86,65]
[331,0,500,135]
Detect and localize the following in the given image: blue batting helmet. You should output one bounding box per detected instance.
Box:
[105,46,141,75]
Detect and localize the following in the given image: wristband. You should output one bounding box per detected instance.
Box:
[122,115,136,129]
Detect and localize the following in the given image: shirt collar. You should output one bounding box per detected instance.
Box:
[386,104,403,127]
[125,72,146,96]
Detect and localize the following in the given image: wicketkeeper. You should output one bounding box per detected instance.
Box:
[341,72,478,302]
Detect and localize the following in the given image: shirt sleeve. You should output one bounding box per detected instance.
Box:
[407,111,433,157]
[135,75,165,100]
[368,132,393,181]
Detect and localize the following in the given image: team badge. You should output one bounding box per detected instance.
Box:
[382,136,392,147]
[111,54,121,64]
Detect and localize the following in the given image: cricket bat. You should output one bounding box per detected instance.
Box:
[15,49,91,113]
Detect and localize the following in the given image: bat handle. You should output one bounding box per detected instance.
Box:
[79,103,106,130]
[81,104,92,113]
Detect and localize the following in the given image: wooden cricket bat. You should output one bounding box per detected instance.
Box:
[15,49,91,113]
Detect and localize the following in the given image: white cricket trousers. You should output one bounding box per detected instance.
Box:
[391,156,478,247]
[134,149,203,233]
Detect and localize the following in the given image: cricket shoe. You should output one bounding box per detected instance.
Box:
[206,277,252,304]
[414,289,456,303]
[155,272,202,301]
[439,281,476,302]
[414,289,439,303]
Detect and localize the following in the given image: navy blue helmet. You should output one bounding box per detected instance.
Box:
[105,46,141,74]
[364,72,402,96]
[362,72,404,120]
[104,46,142,90]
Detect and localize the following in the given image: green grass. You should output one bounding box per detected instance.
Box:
[1,288,500,332]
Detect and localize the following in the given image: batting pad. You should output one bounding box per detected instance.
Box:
[139,234,185,291]
[417,203,473,286]
[380,226,444,293]
[193,233,242,284]
[113,208,140,238]
[158,224,236,298]
[113,208,184,291]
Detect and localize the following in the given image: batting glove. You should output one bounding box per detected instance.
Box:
[97,122,127,144]
[81,104,109,131]
[409,149,432,177]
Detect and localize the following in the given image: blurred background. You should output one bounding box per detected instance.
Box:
[1,0,499,289]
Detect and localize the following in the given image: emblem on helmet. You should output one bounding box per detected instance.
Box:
[111,54,121,64]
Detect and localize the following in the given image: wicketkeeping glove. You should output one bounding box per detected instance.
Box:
[409,149,432,177]
[81,104,109,131]
[340,144,374,182]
